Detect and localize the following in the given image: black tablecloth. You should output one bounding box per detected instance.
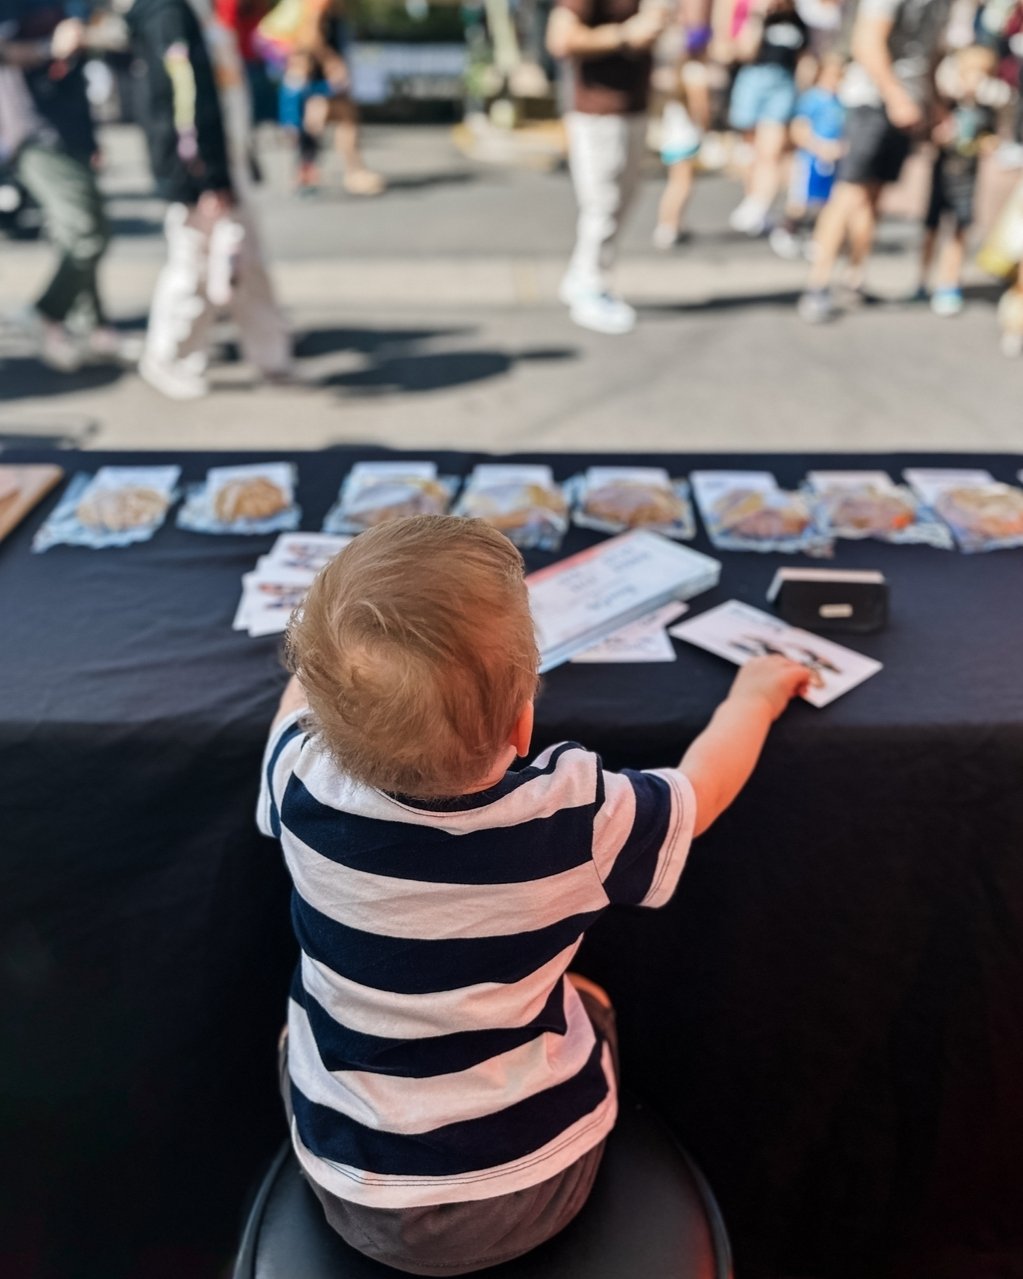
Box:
[2,448,1022,1279]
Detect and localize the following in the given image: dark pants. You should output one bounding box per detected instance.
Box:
[15,140,109,331]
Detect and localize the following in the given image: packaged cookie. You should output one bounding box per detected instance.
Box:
[905,468,1023,552]
[572,466,695,540]
[177,462,300,535]
[32,466,180,551]
[691,470,832,556]
[805,471,953,548]
[454,464,569,551]
[322,461,457,535]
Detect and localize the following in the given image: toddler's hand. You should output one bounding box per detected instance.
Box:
[729,655,810,720]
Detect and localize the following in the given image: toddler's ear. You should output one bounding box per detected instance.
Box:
[510,701,534,760]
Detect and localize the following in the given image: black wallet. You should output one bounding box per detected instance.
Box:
[767,569,888,634]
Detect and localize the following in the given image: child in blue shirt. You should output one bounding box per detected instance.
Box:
[770,52,846,259]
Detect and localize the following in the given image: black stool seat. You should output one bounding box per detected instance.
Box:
[233,1098,732,1279]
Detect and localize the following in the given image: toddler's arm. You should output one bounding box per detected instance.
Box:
[678,656,808,837]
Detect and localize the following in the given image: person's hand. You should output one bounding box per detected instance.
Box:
[177,126,199,165]
[885,86,922,132]
[729,655,810,720]
[326,56,349,92]
[816,137,846,163]
[196,188,233,230]
[620,8,671,51]
[931,114,956,146]
[50,18,86,60]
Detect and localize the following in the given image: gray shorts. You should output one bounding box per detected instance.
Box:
[278,990,619,1275]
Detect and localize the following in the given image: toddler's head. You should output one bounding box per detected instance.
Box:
[287,515,539,800]
[816,52,845,95]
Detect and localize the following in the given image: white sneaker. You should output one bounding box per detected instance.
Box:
[569,292,636,335]
[769,226,802,261]
[729,198,769,237]
[652,224,678,251]
[85,327,145,365]
[558,274,590,307]
[6,307,82,371]
[38,319,84,373]
[139,354,208,400]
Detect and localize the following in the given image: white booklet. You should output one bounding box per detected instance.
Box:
[527,530,720,673]
[670,600,882,708]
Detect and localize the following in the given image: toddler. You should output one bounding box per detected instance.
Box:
[919,45,1003,317]
[258,515,807,1275]
[770,52,846,260]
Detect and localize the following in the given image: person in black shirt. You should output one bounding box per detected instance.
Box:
[726,0,809,236]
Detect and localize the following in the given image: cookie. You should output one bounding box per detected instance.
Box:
[584,480,683,528]
[77,485,169,532]
[213,476,290,524]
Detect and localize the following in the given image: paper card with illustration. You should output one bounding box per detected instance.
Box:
[571,602,689,664]
[234,567,314,636]
[262,532,352,573]
[669,600,882,707]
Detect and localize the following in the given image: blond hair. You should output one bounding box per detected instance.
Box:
[286,515,539,800]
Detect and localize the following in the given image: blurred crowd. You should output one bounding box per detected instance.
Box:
[3,0,1023,401]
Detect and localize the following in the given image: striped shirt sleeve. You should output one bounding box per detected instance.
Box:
[256,710,308,839]
[592,766,697,909]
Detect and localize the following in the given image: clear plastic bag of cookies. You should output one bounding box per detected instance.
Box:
[177,462,300,535]
[454,464,569,551]
[905,468,1023,553]
[322,461,457,535]
[571,467,695,540]
[32,466,181,551]
[690,470,832,556]
[805,471,953,548]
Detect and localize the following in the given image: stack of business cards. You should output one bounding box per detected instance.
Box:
[527,529,721,673]
[233,532,351,637]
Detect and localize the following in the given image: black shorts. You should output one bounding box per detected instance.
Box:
[837,105,912,187]
[925,152,979,231]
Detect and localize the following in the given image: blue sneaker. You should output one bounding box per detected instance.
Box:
[931,287,964,318]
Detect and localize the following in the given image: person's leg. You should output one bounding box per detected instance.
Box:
[655,159,695,244]
[140,204,215,399]
[564,111,620,296]
[919,225,939,290]
[806,181,861,289]
[931,223,968,316]
[563,112,637,331]
[14,141,109,333]
[226,204,292,376]
[325,95,385,195]
[844,181,882,291]
[748,118,788,218]
[936,225,966,286]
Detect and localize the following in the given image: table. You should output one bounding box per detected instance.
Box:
[2,447,1022,1279]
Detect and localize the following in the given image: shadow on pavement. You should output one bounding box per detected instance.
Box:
[381,171,478,193]
[292,325,472,359]
[640,290,803,314]
[0,358,123,400]
[323,345,578,395]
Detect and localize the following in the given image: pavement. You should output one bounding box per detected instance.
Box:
[1,122,1021,454]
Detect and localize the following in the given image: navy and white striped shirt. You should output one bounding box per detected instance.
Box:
[258,711,696,1209]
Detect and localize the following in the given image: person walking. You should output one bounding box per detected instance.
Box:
[798,0,954,323]
[547,0,669,335]
[0,2,124,370]
[121,0,290,399]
